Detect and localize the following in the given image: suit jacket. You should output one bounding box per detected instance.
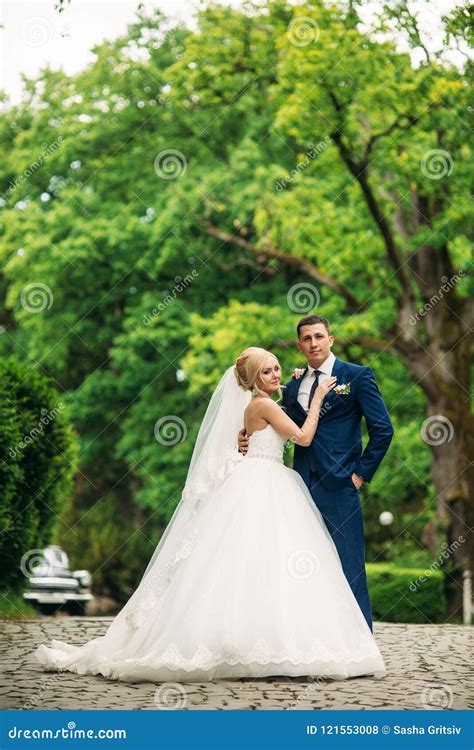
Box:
[281,358,394,490]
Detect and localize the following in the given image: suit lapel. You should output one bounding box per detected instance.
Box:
[318,357,345,415]
[330,357,345,385]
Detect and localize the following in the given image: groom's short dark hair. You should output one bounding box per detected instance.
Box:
[297,315,330,338]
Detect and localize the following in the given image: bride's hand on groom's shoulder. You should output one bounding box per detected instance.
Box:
[292,367,305,379]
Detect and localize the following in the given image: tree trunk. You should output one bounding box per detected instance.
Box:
[425,398,473,620]
[395,271,473,621]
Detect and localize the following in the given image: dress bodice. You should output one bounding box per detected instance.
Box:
[246,424,287,463]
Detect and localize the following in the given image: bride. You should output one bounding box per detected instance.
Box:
[35,347,386,682]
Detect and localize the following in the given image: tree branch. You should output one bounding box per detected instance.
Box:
[363,107,430,162]
[328,90,416,304]
[202,221,366,312]
[384,2,432,65]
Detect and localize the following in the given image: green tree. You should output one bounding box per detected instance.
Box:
[186,1,473,614]
[0,1,470,615]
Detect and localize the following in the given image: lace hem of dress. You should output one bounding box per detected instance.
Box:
[116,635,383,675]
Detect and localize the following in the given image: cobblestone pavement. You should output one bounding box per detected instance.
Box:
[1,618,472,710]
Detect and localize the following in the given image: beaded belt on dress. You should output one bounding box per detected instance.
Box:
[246,451,284,464]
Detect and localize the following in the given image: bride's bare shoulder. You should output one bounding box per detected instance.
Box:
[245,398,279,420]
[245,396,270,412]
[244,397,274,431]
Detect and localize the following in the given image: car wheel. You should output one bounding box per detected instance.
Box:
[38,603,62,616]
[66,601,87,616]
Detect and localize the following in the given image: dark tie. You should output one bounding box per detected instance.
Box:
[308,370,321,474]
[308,370,322,409]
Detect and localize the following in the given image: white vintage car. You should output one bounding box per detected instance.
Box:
[23,545,93,616]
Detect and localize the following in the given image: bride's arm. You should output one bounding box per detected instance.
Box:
[257,377,336,447]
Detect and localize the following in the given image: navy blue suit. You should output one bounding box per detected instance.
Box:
[282,358,394,631]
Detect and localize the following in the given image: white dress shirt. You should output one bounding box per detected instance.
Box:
[297,351,336,412]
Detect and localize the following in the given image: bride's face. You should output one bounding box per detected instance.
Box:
[256,356,281,395]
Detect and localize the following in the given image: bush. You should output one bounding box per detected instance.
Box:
[0,358,78,591]
[367,563,446,623]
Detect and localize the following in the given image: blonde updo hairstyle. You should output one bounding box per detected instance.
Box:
[234,347,281,399]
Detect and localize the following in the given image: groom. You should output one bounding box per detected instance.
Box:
[239,315,393,632]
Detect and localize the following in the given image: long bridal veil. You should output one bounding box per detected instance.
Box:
[119,365,251,629]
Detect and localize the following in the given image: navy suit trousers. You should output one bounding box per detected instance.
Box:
[309,471,373,632]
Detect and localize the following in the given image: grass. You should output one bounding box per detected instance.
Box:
[0,592,39,619]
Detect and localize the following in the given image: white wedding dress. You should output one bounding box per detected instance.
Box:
[35,421,386,682]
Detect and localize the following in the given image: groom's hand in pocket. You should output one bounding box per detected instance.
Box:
[351,472,364,490]
[238,428,249,455]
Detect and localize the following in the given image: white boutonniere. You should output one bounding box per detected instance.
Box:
[334,382,351,395]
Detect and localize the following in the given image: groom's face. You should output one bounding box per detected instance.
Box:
[296,324,334,368]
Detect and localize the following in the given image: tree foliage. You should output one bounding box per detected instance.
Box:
[0,1,471,606]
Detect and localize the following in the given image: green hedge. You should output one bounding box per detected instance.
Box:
[0,358,78,592]
[367,563,446,623]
